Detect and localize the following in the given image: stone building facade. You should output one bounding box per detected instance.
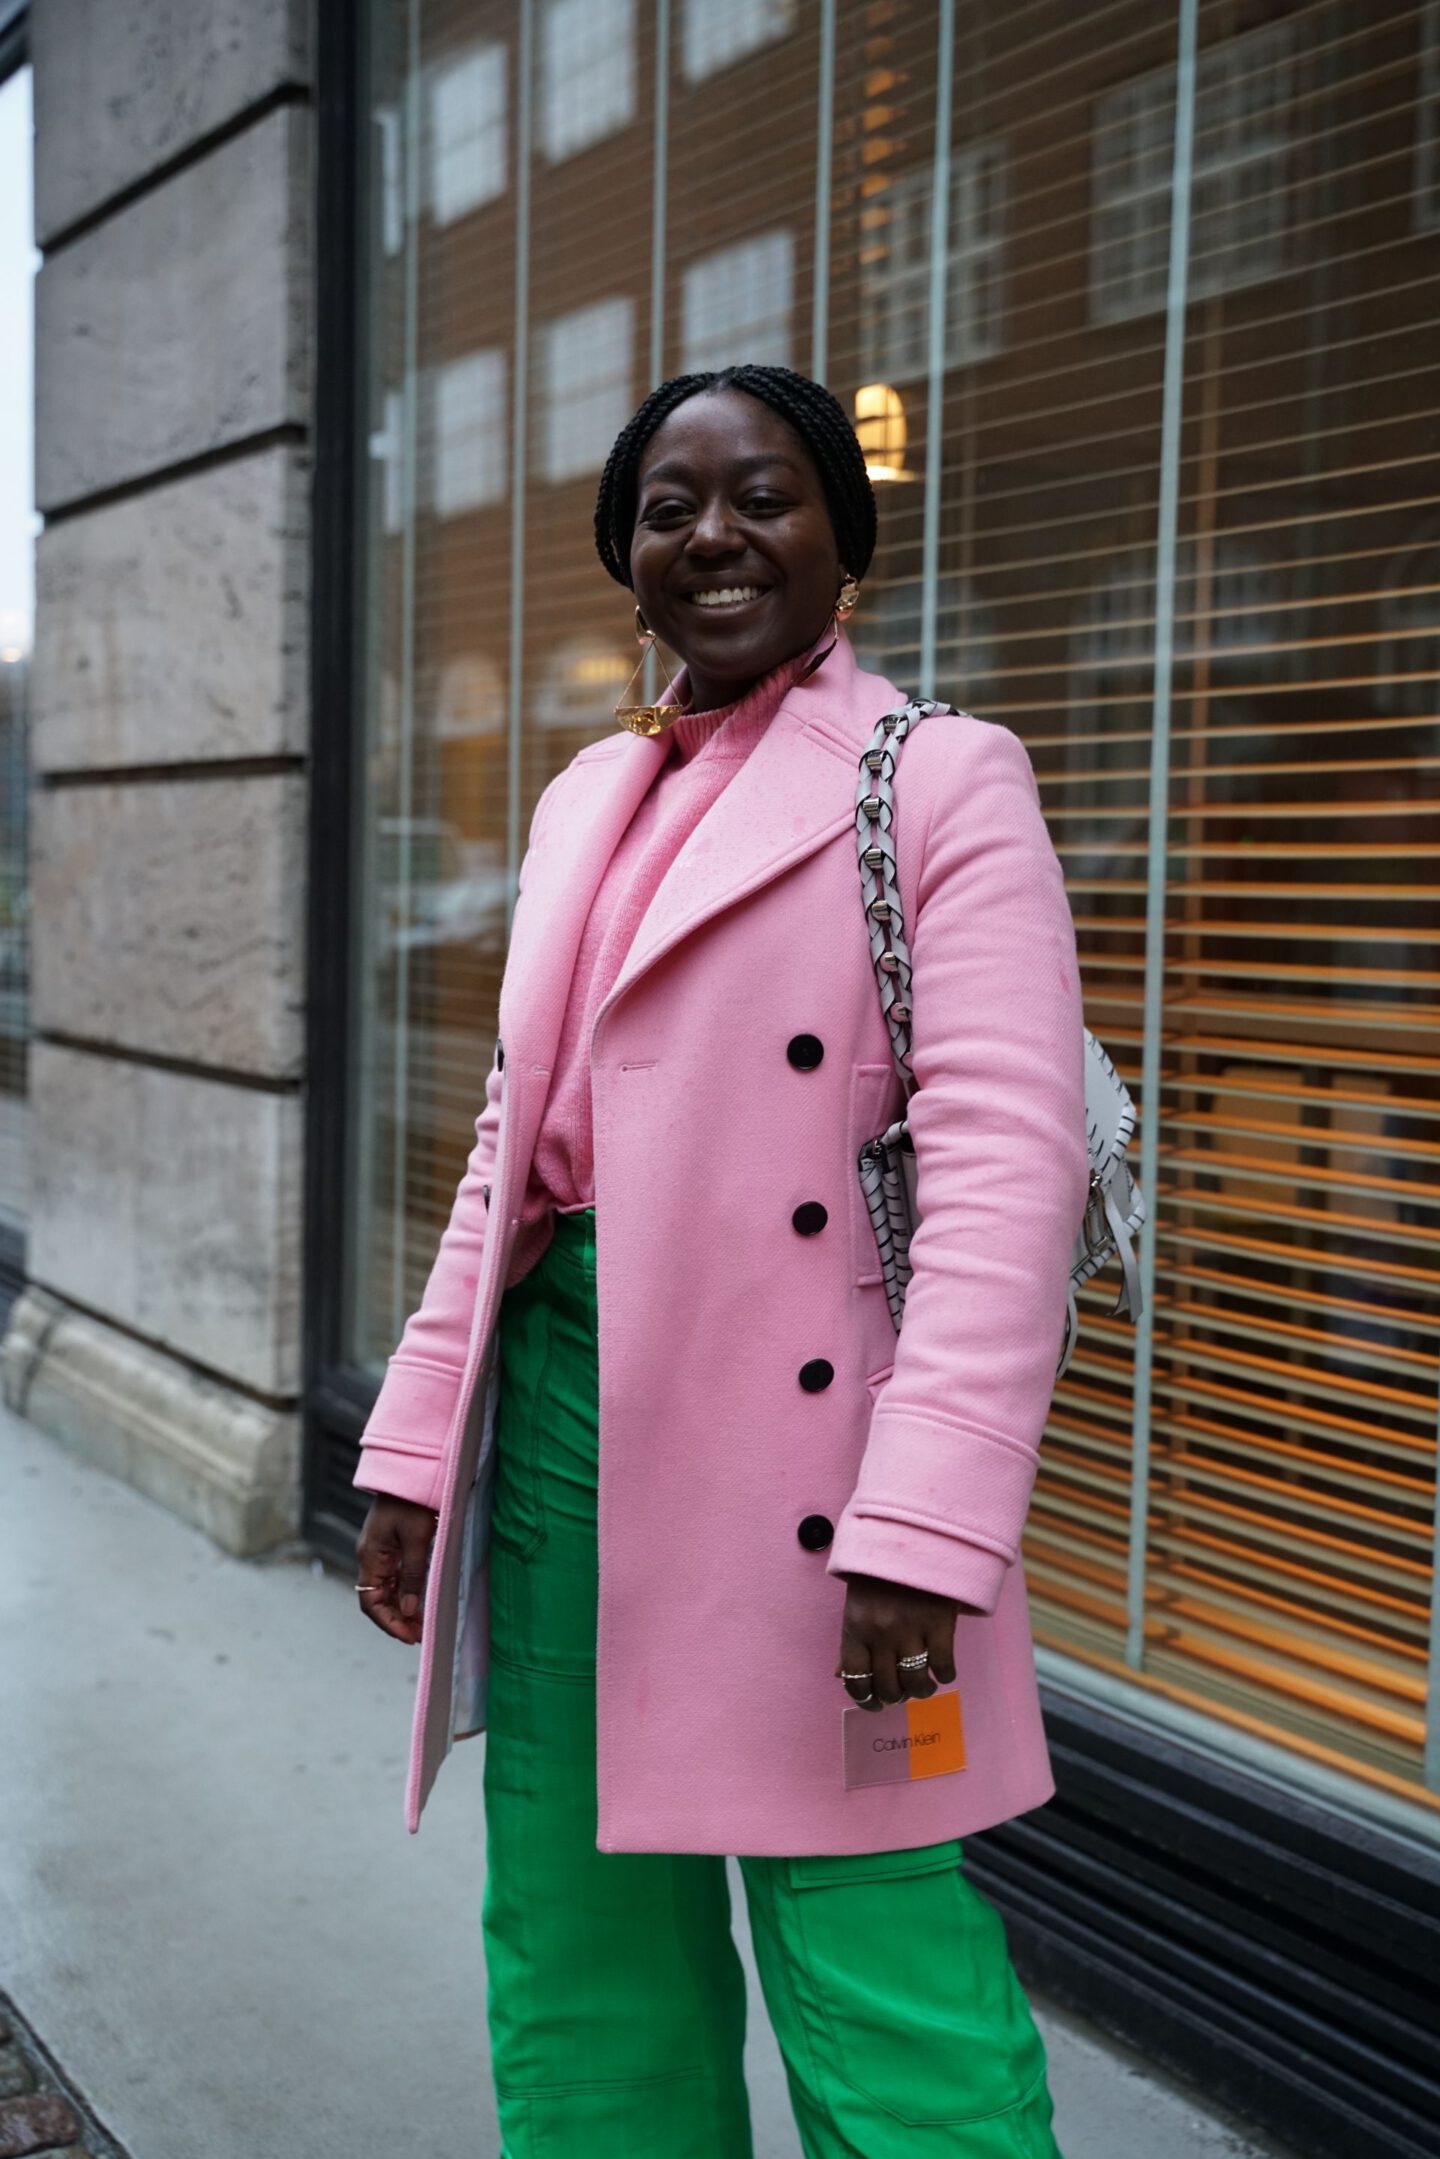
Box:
[5,2,313,1552]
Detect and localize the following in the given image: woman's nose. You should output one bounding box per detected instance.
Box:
[687,501,742,554]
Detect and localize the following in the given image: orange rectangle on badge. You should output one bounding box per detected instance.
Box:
[904,1691,967,1778]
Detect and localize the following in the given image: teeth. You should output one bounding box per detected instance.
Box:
[692,586,762,608]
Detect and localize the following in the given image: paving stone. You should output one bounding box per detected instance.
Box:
[0,2056,31,2102]
[0,2095,82,2158]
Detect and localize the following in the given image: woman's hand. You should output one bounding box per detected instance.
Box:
[355,1496,438,1645]
[835,1573,965,1711]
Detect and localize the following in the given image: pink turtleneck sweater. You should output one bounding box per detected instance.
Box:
[506,651,804,1288]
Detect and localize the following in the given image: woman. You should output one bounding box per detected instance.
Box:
[354,364,1088,2157]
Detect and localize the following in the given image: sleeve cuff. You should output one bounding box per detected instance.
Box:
[826,1513,1010,1615]
[352,1443,443,1512]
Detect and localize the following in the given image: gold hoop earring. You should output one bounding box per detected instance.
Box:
[614,607,685,735]
[835,574,861,622]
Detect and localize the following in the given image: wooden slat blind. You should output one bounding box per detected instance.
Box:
[916,0,1439,1799]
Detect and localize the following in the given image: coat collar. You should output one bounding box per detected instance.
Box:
[499,633,903,1080]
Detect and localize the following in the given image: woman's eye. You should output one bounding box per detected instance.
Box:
[641,501,690,526]
[744,495,789,516]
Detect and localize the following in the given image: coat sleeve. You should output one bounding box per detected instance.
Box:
[352,777,563,1512]
[827,719,1088,1613]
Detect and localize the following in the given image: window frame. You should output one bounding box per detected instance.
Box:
[859,142,1007,384]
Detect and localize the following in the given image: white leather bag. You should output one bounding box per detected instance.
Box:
[854,699,1145,1375]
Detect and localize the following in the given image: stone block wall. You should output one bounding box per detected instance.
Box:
[3,0,315,1553]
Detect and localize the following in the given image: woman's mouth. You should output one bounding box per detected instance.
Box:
[685,585,769,613]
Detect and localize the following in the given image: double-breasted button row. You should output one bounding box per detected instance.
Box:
[789,1032,836,1550]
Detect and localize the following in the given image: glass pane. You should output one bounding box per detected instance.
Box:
[0,62,36,1240]
[1139,0,1440,1791]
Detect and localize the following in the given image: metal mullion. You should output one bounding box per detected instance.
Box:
[810,0,836,381]
[505,0,535,923]
[642,0,669,709]
[1126,0,1197,1673]
[1426,1374,1440,1789]
[648,0,669,390]
[919,0,955,700]
[387,1,423,1343]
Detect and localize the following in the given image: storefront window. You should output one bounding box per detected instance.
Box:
[347,0,1439,1822]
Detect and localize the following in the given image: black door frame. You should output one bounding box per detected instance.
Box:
[303,0,375,1562]
[0,1,30,1323]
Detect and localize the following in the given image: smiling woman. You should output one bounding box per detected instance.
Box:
[628,397,845,712]
[353,361,1087,2159]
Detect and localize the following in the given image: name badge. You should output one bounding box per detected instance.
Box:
[842,1688,966,1790]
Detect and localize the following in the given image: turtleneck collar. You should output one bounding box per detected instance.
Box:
[664,628,840,766]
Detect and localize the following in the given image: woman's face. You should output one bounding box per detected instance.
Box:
[628,389,844,709]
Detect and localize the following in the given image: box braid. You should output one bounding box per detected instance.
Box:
[594,364,877,590]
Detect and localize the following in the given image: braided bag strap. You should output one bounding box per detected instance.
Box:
[854,696,947,1092]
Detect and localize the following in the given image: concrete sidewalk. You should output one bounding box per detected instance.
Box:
[0,1404,1288,2159]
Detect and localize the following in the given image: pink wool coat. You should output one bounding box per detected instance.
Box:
[355,633,1088,1853]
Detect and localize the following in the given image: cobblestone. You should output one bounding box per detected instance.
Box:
[0,2055,33,2102]
[0,2001,116,2159]
[0,2097,83,2159]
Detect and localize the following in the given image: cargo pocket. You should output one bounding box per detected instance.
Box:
[785,1841,1052,2130]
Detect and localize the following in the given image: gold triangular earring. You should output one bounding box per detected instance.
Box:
[835,571,861,622]
[614,607,686,735]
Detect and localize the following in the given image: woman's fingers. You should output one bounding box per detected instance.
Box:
[927,1612,959,1688]
[356,1499,437,1645]
[836,1625,880,1713]
[868,1641,904,1706]
[896,1642,937,1699]
[838,1574,961,1709]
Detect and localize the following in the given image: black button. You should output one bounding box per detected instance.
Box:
[787,1033,824,1070]
[798,1358,834,1392]
[792,1202,828,1236]
[797,1514,834,1552]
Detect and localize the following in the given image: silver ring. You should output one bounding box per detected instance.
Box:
[356,1583,387,1597]
[898,1653,930,1671]
[839,1670,873,1684]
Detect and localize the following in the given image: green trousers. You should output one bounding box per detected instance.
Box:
[483,1206,1063,2159]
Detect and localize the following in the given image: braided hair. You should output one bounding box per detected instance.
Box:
[594,364,877,590]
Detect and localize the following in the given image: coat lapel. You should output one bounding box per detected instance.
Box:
[599,680,859,1029]
[498,730,669,1080]
[499,635,895,1077]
